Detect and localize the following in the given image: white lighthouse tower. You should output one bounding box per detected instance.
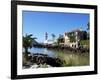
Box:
[44,32,48,44]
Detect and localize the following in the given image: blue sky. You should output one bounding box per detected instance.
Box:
[22,11,89,42]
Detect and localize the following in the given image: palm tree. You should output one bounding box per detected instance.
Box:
[51,33,56,41]
[23,34,37,53]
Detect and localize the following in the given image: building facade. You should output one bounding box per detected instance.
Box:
[64,29,87,48]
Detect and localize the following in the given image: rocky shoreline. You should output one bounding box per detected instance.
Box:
[23,53,64,69]
[33,44,89,53]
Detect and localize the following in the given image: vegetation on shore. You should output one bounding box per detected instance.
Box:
[80,40,89,48]
[23,34,37,60]
[55,50,89,66]
[23,50,89,68]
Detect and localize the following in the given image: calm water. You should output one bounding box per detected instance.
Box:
[28,47,89,66]
[29,47,56,57]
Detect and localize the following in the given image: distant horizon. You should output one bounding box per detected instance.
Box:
[23,11,89,42]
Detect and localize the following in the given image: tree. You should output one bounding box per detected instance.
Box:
[87,22,90,39]
[87,22,90,30]
[67,32,76,42]
[57,34,64,44]
[23,34,37,53]
[51,33,56,41]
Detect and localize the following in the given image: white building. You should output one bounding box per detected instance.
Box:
[44,39,58,45]
[64,29,81,48]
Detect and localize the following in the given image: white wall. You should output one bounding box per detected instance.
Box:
[0,0,99,80]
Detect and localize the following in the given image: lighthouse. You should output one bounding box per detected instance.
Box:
[44,32,55,44]
[45,32,48,40]
[44,32,48,44]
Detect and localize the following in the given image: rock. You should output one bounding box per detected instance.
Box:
[25,53,64,67]
[30,64,39,68]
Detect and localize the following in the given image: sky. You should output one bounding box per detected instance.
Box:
[22,11,89,42]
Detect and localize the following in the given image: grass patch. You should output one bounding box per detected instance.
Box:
[80,40,89,48]
[55,50,89,67]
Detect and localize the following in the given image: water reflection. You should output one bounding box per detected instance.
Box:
[44,48,48,54]
[29,47,56,57]
[27,47,89,66]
